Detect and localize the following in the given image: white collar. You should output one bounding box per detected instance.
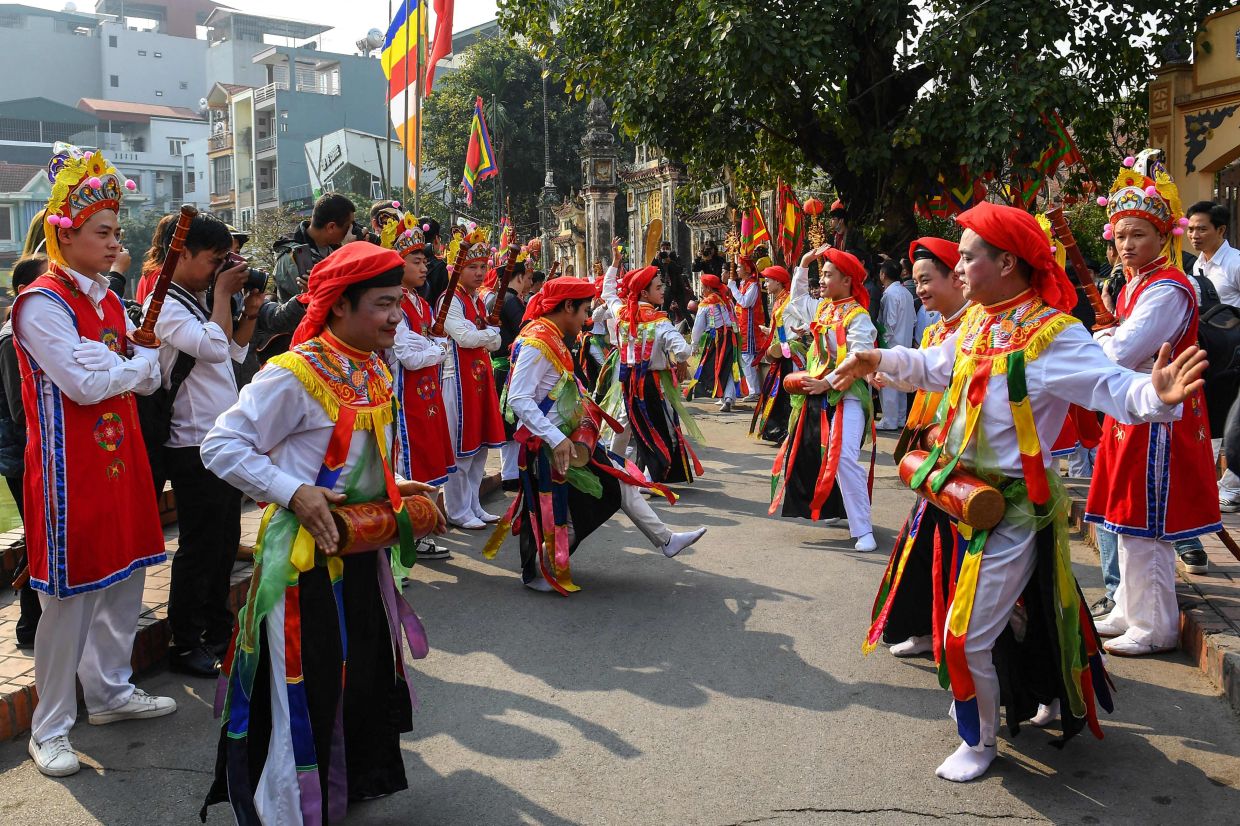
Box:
[64,266,111,305]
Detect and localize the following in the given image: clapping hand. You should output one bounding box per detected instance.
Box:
[829,350,883,390]
[1151,343,1208,406]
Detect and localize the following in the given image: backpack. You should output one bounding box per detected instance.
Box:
[125,291,200,491]
[1196,301,1240,435]
[1193,273,1221,311]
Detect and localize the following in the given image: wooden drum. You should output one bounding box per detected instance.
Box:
[897,449,1005,531]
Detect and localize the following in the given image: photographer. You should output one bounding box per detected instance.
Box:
[651,240,690,324]
[692,241,725,277]
[421,216,450,306]
[145,213,263,678]
[271,193,356,301]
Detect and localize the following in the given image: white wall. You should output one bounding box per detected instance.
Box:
[98,21,208,110]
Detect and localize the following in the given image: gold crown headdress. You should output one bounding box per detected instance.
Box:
[392,213,427,257]
[458,223,493,267]
[43,142,135,264]
[1099,148,1187,270]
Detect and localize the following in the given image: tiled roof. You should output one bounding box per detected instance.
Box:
[0,163,43,192]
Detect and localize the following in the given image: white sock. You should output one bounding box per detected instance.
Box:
[889,635,933,657]
[1029,699,1059,728]
[935,740,996,782]
[524,578,554,593]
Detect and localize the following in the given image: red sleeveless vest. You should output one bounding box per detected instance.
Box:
[1085,265,1221,539]
[13,267,165,597]
[396,291,456,484]
[445,287,505,456]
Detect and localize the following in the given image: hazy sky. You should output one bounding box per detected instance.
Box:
[28,0,499,53]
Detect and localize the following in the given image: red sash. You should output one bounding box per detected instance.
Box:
[448,287,505,456]
[396,291,455,483]
[1086,265,1220,538]
[13,267,165,597]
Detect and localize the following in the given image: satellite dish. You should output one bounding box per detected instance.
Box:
[198,97,209,113]
[63,2,77,11]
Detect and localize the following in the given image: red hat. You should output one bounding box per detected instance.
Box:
[618,265,660,334]
[909,236,961,271]
[292,242,404,346]
[761,265,790,287]
[822,247,870,309]
[522,277,597,323]
[955,202,1076,313]
[700,273,734,310]
[829,199,846,215]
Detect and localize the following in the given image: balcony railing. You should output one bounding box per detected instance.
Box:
[209,188,234,205]
[253,81,288,106]
[255,135,276,153]
[238,176,253,192]
[208,133,233,152]
[257,185,278,203]
[283,183,312,202]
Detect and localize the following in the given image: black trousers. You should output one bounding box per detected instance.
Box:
[5,474,40,644]
[167,445,242,651]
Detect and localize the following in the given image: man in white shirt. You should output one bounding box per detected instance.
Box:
[1186,200,1240,519]
[877,259,915,430]
[145,213,263,678]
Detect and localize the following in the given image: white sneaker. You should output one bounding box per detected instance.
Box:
[720,399,734,413]
[1103,634,1176,657]
[417,539,452,560]
[451,517,486,530]
[87,689,177,725]
[663,527,707,558]
[474,510,501,524]
[823,517,844,527]
[854,533,878,552]
[1220,494,1240,513]
[742,393,761,403]
[29,735,79,777]
[890,635,933,657]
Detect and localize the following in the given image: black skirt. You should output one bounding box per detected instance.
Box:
[780,394,846,521]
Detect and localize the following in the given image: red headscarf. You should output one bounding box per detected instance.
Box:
[618,265,660,334]
[761,265,790,287]
[700,273,734,310]
[955,202,1076,313]
[292,242,404,346]
[822,247,870,309]
[521,277,596,323]
[909,236,961,272]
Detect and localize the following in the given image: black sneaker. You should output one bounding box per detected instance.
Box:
[418,540,452,561]
[169,646,220,678]
[1089,595,1115,619]
[501,479,520,492]
[1179,547,1209,575]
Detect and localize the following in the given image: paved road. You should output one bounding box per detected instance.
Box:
[2,403,1239,825]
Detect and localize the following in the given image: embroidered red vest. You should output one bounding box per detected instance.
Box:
[736,278,766,354]
[13,267,165,597]
[446,287,505,456]
[1086,265,1220,538]
[396,291,455,483]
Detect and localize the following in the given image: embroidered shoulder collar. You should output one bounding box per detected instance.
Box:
[269,330,394,427]
[955,294,1076,368]
[517,317,574,375]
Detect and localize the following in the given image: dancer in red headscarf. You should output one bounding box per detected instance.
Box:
[685,273,748,411]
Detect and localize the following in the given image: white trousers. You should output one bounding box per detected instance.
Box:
[500,441,520,481]
[739,351,759,397]
[618,484,673,548]
[1106,535,1179,648]
[32,570,146,743]
[878,386,907,430]
[442,373,491,523]
[951,520,1039,748]
[832,397,872,538]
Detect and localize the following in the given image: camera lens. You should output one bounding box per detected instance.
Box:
[244,267,269,293]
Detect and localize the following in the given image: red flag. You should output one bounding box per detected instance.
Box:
[777,182,805,265]
[425,0,454,95]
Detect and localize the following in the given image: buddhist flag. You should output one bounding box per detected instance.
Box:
[462,96,497,205]
[425,0,454,95]
[777,181,805,265]
[381,0,428,191]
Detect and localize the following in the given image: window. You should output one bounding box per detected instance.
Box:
[154,90,163,97]
[0,207,11,242]
[109,75,119,88]
[179,82,188,90]
[185,155,196,193]
[154,51,162,58]
[168,138,186,156]
[137,50,146,56]
[172,174,183,201]
[108,35,117,47]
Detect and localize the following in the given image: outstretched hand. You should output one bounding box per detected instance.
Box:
[1151,343,1208,406]
[829,350,883,390]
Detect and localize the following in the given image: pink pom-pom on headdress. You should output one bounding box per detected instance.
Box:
[422,223,430,232]
[1173,227,1185,236]
[87,176,101,189]
[1179,217,1190,227]
[1123,156,1136,168]
[124,179,137,191]
[46,214,58,226]
[1144,185,1158,197]
[391,200,400,208]
[1096,196,1108,206]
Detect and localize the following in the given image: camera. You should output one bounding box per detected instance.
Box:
[224,252,270,293]
[351,220,381,245]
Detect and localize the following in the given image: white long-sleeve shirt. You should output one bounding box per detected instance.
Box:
[15,266,160,405]
[439,289,501,380]
[147,283,248,448]
[201,359,393,508]
[877,318,1180,477]
[505,334,570,448]
[1193,239,1240,307]
[790,266,878,361]
[1094,276,1193,373]
[389,318,449,373]
[602,265,692,368]
[728,279,760,309]
[881,280,916,349]
[690,299,737,343]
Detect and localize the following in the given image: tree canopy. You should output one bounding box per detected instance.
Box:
[499,0,1228,251]
[421,35,590,237]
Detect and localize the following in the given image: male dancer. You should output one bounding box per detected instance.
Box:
[751,264,806,444]
[600,239,704,484]
[440,227,507,528]
[729,256,765,400]
[687,273,747,411]
[201,241,443,821]
[15,144,176,777]
[486,278,706,593]
[390,219,455,560]
[832,201,1207,782]
[770,246,877,552]
[865,237,967,657]
[1087,153,1221,655]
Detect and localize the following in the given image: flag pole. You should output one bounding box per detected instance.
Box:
[385,0,393,199]
[414,1,423,217]
[402,0,410,211]
[493,92,500,230]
